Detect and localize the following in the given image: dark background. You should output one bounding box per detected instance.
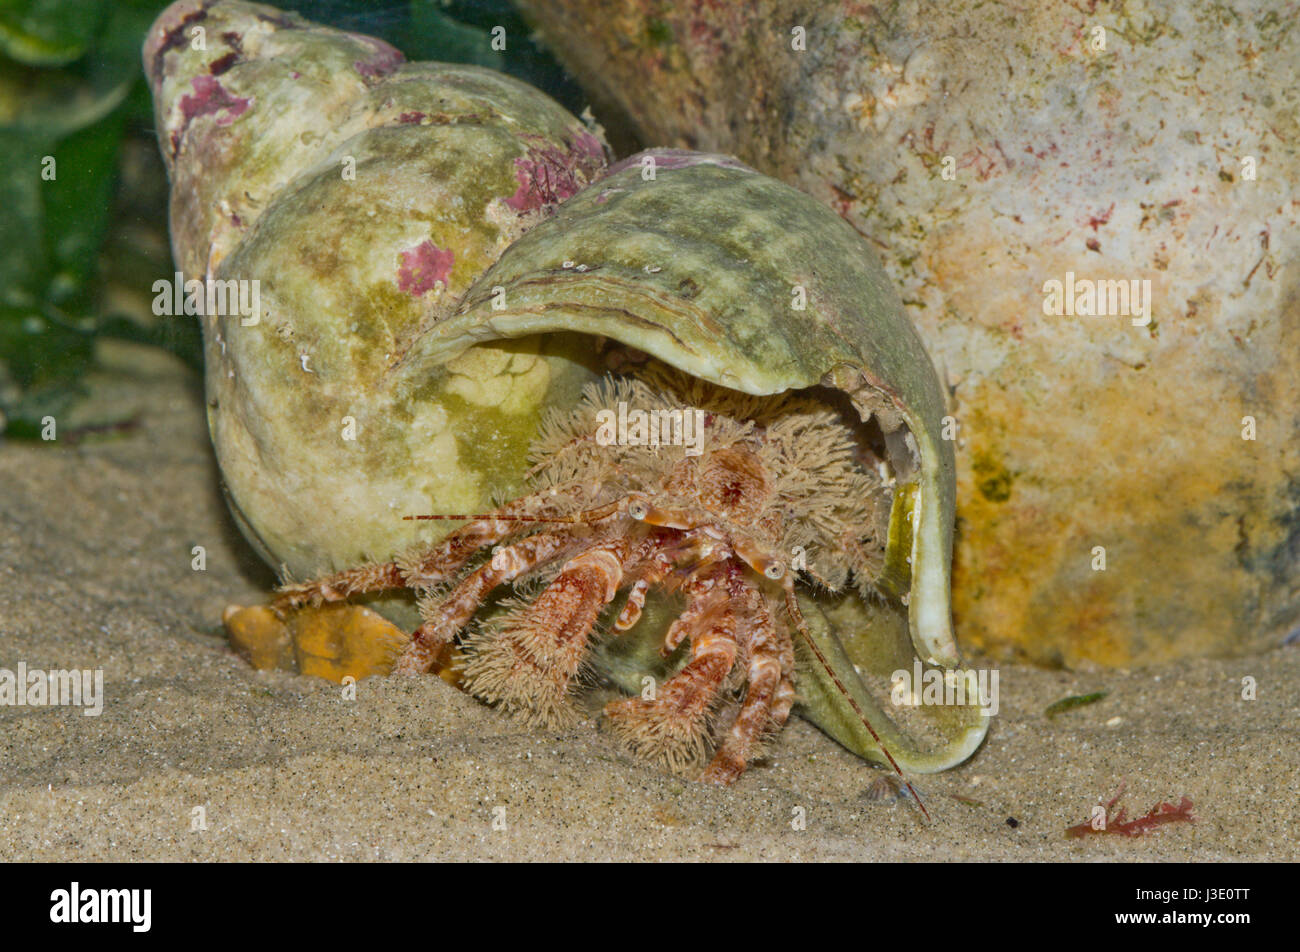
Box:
[0,0,592,437]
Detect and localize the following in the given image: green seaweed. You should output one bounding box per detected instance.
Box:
[1045,690,1109,718]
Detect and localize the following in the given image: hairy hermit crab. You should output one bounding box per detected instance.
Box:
[145,0,989,789]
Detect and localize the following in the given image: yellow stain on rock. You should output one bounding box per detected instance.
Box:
[950,344,1290,667]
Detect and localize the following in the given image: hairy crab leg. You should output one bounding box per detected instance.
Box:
[604,559,740,771]
[770,604,798,728]
[651,540,737,657]
[398,495,624,587]
[658,590,712,658]
[272,490,621,610]
[461,538,630,727]
[274,561,406,612]
[700,571,786,785]
[612,531,693,631]
[399,517,664,675]
[392,531,588,675]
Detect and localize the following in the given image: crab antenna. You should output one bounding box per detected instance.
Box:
[402,499,624,525]
[783,588,931,822]
[404,513,564,523]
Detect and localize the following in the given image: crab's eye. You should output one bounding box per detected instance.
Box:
[764,561,786,580]
[628,499,649,521]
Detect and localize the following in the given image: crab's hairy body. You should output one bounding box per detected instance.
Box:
[276,369,892,783]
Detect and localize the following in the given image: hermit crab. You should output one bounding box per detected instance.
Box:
[146,0,989,790]
[276,368,906,784]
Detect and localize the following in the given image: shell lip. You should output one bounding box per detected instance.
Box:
[829,366,960,669]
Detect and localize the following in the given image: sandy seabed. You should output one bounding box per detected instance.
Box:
[1,344,1296,862]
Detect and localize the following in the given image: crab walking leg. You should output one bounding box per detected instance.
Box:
[770,666,798,731]
[272,517,523,610]
[272,487,611,610]
[658,593,711,658]
[657,546,734,657]
[392,532,585,676]
[769,594,798,728]
[613,529,726,633]
[400,494,625,586]
[701,572,786,785]
[462,540,629,727]
[274,561,406,612]
[614,543,679,631]
[604,561,741,771]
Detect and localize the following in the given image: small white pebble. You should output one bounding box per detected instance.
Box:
[1106,716,1123,727]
